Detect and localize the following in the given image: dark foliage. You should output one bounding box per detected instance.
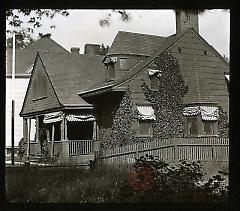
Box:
[117,155,228,203]
[218,107,229,137]
[142,52,188,138]
[6,9,69,48]
[102,89,137,148]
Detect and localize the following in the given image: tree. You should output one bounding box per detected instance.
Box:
[6,9,69,48]
[99,10,131,27]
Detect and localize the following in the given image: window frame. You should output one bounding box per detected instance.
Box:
[32,70,47,101]
[149,74,159,90]
[185,115,218,137]
[138,119,153,137]
[119,57,128,70]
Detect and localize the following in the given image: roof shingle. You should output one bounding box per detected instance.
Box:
[108,31,166,56]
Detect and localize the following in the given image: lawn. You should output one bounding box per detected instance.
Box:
[5,157,229,203]
[5,165,128,203]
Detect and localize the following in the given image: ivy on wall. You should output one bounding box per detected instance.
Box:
[142,52,188,139]
[100,52,228,149]
[218,107,228,137]
[101,89,137,149]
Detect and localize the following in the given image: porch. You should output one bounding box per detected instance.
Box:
[23,111,100,165]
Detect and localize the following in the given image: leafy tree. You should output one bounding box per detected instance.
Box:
[6,9,69,48]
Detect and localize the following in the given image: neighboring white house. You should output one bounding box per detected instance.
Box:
[5,34,69,148]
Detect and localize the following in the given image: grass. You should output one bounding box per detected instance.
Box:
[5,165,129,203]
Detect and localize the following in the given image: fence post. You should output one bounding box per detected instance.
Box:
[211,144,215,161]
[174,140,178,162]
[135,143,139,159]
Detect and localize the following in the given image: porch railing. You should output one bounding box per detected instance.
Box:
[69,140,93,155]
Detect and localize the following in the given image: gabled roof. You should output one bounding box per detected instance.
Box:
[37,51,107,107]
[79,28,229,98]
[6,36,69,75]
[79,31,186,97]
[108,31,167,56]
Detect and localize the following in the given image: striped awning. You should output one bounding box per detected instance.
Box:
[43,111,63,124]
[183,106,200,116]
[183,106,219,121]
[66,114,95,122]
[137,105,156,120]
[200,106,219,121]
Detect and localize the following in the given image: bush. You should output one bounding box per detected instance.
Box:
[116,155,228,203]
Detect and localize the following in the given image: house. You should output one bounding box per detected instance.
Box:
[5,34,69,153]
[19,11,229,165]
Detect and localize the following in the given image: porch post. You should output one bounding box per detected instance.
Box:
[61,114,65,141]
[93,121,97,140]
[36,116,39,142]
[51,124,55,157]
[23,118,28,142]
[64,117,68,140]
[26,118,31,161]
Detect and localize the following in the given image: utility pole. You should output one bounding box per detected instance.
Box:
[11,33,15,166]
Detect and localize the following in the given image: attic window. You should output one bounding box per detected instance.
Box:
[33,70,47,100]
[119,58,128,69]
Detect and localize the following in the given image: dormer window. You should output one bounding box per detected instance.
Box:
[103,56,117,81]
[119,58,128,69]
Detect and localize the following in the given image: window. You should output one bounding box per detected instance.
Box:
[203,121,216,135]
[185,116,218,137]
[33,70,47,100]
[150,75,159,90]
[107,63,115,81]
[186,116,198,136]
[139,120,153,136]
[119,58,128,69]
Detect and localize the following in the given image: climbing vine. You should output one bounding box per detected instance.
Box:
[101,89,137,149]
[218,107,228,137]
[142,52,188,138]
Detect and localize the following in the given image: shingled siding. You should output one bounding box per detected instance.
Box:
[168,31,229,115]
[21,56,61,116]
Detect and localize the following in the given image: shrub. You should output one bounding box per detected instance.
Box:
[116,155,228,203]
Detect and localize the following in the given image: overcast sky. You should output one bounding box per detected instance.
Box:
[5,9,230,147]
[11,9,231,57]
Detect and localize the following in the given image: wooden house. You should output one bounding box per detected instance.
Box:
[6,34,69,150]
[20,11,229,165]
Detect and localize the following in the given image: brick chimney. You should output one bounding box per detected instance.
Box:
[175,10,199,34]
[84,44,100,55]
[70,47,80,54]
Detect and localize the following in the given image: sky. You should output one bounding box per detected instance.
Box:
[30,9,230,58]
